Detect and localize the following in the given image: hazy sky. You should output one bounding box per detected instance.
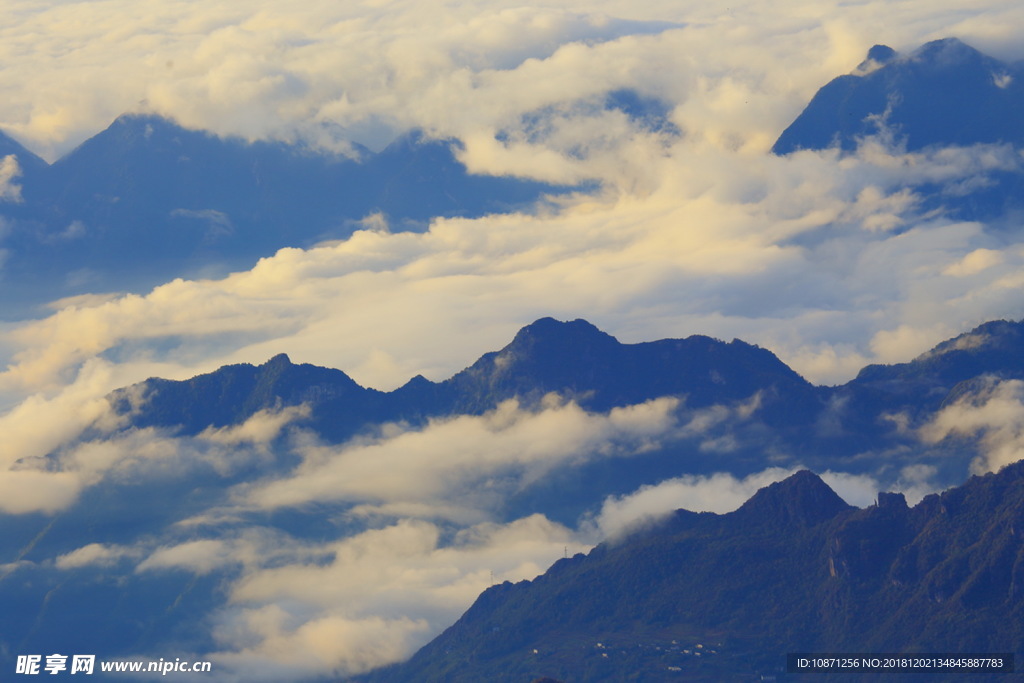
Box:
[3,0,1024,679]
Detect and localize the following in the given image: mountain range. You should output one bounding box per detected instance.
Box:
[358,39,1024,678]
[3,315,1024,680]
[4,36,1024,681]
[106,316,1024,494]
[367,464,1024,681]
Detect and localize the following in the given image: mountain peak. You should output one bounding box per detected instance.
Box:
[854,44,897,75]
[111,111,183,128]
[488,317,622,374]
[442,317,623,408]
[734,470,853,527]
[511,317,618,347]
[866,44,897,62]
[916,319,1021,359]
[378,455,1024,681]
[773,37,1024,155]
[263,353,293,367]
[851,319,1024,393]
[88,112,193,146]
[911,36,981,63]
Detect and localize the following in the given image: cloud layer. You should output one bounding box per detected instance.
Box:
[921,378,1024,474]
[2,140,1022,409]
[242,396,680,521]
[0,1,1022,402]
[2,0,1023,161]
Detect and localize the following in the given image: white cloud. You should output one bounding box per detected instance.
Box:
[210,612,432,683]
[0,155,22,202]
[0,358,124,470]
[869,323,956,367]
[200,405,310,446]
[0,2,690,161]
[0,0,1021,161]
[816,466,938,507]
[589,467,798,538]
[138,514,590,680]
[205,516,593,679]
[0,138,1020,406]
[56,542,136,569]
[944,247,1005,277]
[0,401,309,514]
[920,377,1024,473]
[590,464,944,540]
[242,396,681,520]
[0,469,82,514]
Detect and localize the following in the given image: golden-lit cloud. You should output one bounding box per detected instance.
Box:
[242,396,680,519]
[921,378,1024,474]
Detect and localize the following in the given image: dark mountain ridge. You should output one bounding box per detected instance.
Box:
[111,316,1024,478]
[367,463,1024,682]
[114,316,819,442]
[83,315,1024,531]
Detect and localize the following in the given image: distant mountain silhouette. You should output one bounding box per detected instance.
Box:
[773,38,1024,154]
[367,464,1024,681]
[0,114,569,314]
[104,317,838,524]
[773,37,1024,230]
[430,316,816,415]
[113,317,823,453]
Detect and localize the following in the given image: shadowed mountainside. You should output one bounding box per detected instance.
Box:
[773,38,1024,155]
[365,465,1024,682]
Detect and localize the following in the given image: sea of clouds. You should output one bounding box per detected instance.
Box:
[2,0,1024,679]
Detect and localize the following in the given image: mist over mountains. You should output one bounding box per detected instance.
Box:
[4,315,1024,680]
[106,316,1024,485]
[2,36,1024,319]
[4,32,1024,682]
